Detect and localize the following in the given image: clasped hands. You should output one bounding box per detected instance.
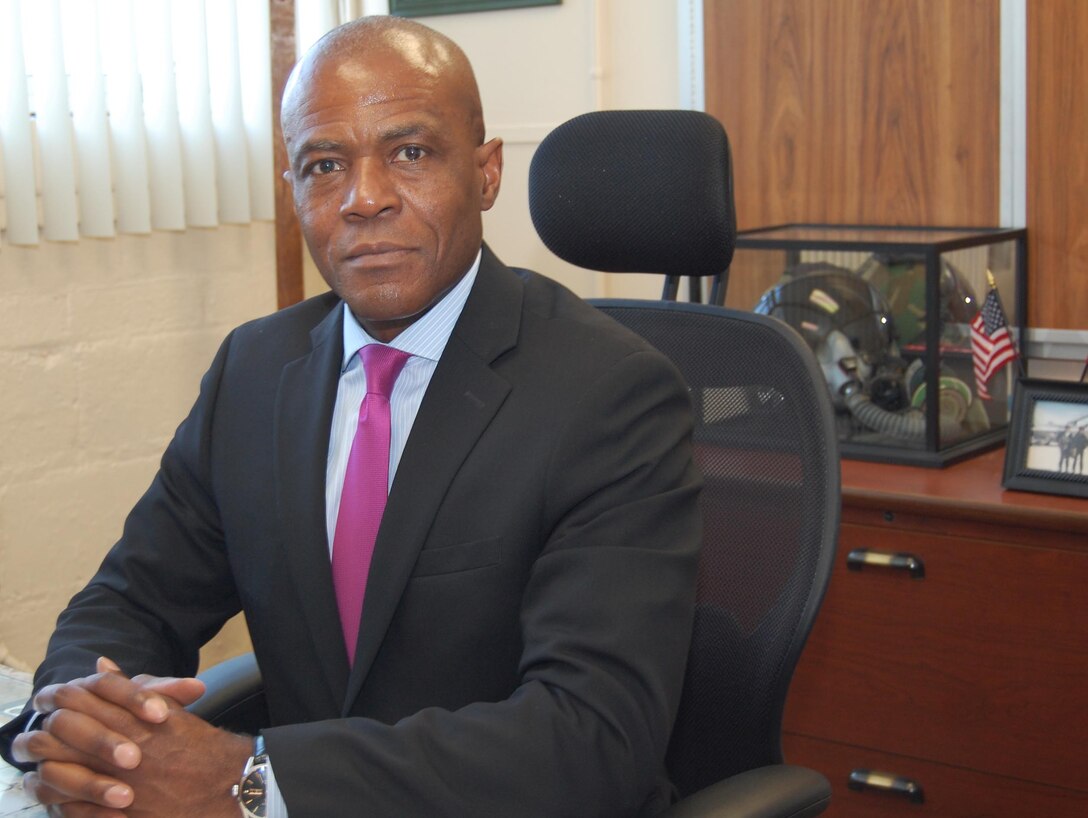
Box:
[11,657,251,817]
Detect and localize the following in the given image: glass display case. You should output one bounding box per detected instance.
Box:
[732,224,1027,467]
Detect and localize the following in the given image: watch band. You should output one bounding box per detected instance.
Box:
[232,735,269,818]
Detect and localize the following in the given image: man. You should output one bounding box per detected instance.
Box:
[2,15,701,817]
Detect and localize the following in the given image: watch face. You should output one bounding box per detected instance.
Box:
[240,768,267,818]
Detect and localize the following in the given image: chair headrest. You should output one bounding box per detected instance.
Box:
[528,109,736,278]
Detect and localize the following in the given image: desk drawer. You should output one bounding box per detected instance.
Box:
[784,522,1088,791]
[783,733,1088,817]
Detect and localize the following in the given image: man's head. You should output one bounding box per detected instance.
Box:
[282,16,503,341]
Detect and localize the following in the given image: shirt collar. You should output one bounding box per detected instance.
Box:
[340,248,481,372]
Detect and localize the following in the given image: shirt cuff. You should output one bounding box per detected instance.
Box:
[264,750,290,818]
[0,711,43,773]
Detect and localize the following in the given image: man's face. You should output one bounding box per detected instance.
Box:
[283,48,503,340]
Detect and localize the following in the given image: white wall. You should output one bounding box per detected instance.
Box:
[304,0,690,302]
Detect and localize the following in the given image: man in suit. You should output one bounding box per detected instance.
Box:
[2,15,701,817]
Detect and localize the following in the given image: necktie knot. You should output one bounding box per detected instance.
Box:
[361,344,410,399]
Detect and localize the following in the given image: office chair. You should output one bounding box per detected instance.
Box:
[529,110,839,817]
[191,110,839,818]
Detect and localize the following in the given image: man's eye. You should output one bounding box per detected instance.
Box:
[394,145,426,162]
[311,159,342,175]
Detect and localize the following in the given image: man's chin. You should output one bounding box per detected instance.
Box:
[345,297,432,342]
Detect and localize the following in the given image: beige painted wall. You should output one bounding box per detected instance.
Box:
[1,0,690,672]
[0,226,276,670]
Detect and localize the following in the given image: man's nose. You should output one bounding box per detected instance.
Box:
[340,158,400,219]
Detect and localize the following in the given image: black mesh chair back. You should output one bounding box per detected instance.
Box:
[593,300,839,796]
[530,111,840,806]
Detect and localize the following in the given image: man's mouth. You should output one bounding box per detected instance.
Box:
[344,242,412,261]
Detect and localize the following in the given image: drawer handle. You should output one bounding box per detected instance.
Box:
[846,548,925,579]
[848,768,925,803]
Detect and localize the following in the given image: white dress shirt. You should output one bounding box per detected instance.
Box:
[264,251,480,817]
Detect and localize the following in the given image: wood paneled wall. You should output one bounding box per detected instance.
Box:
[1027,0,1088,331]
[706,0,1088,329]
[706,0,999,224]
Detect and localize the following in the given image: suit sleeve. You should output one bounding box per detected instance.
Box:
[266,348,702,818]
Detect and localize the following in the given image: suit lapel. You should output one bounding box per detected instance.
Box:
[274,299,351,708]
[344,248,525,709]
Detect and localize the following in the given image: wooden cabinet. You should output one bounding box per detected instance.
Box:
[783,448,1088,816]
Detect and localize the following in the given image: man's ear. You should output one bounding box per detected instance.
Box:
[477,137,503,211]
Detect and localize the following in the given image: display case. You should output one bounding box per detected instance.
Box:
[732,224,1027,466]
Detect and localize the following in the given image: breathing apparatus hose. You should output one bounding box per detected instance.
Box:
[841,382,966,443]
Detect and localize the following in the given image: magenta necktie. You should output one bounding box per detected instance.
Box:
[332,344,410,665]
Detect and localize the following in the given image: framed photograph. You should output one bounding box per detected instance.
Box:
[1003,378,1088,498]
[391,0,560,18]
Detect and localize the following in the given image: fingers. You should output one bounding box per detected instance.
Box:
[34,681,152,744]
[98,655,207,710]
[45,709,143,769]
[43,806,128,818]
[39,658,205,721]
[10,720,137,770]
[26,677,153,771]
[134,675,206,708]
[35,670,168,725]
[23,763,133,812]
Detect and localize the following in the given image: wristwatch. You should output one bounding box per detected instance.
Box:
[232,735,269,818]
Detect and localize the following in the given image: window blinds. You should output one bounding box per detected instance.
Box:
[0,0,274,248]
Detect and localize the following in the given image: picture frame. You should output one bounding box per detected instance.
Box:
[1002,378,1088,498]
[390,0,560,18]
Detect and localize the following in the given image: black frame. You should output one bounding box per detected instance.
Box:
[1003,378,1088,497]
[390,0,560,17]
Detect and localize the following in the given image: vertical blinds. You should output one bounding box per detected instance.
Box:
[0,0,274,248]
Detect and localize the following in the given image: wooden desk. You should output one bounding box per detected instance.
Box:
[783,447,1088,816]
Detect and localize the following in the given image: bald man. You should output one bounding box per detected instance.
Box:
[2,16,700,817]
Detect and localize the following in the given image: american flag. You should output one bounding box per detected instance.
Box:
[970,288,1018,400]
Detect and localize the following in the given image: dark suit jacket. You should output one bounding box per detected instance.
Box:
[3,247,701,817]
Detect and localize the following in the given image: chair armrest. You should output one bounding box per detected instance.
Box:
[187,656,832,818]
[186,652,268,734]
[660,764,831,818]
